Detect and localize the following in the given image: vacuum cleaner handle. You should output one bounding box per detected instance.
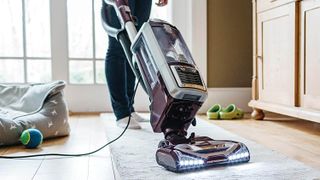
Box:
[102,0,137,41]
[101,0,148,93]
[101,9,123,38]
[103,0,133,23]
[104,0,116,5]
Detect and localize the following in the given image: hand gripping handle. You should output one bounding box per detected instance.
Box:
[101,0,133,38]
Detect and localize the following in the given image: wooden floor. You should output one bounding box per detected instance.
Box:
[200,113,320,170]
[0,113,320,180]
[0,115,114,180]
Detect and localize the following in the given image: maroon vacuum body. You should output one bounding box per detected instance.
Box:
[131,20,207,138]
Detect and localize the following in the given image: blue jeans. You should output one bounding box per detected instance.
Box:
[104,0,152,120]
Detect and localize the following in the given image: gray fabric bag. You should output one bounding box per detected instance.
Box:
[0,81,70,146]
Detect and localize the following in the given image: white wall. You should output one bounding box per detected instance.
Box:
[170,0,252,113]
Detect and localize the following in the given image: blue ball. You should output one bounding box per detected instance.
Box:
[20,129,43,148]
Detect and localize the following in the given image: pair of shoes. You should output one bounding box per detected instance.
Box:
[207,104,244,120]
[116,112,149,129]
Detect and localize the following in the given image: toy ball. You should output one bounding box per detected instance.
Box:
[20,129,43,149]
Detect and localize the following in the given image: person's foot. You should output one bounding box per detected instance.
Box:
[131,112,149,122]
[116,116,141,129]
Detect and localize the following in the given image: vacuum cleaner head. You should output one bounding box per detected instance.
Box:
[156,136,250,172]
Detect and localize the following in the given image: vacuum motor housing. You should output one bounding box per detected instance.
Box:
[131,19,208,133]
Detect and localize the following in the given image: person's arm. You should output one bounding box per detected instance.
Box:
[156,0,168,6]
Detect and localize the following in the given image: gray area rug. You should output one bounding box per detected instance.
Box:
[101,113,320,180]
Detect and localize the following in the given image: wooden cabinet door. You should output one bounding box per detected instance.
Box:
[257,3,297,106]
[300,0,320,110]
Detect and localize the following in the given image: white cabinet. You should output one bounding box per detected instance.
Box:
[250,0,320,123]
[300,0,320,111]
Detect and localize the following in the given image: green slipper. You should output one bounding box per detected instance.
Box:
[219,104,244,120]
[207,104,222,120]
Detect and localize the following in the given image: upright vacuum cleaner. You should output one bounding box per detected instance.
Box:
[102,0,250,172]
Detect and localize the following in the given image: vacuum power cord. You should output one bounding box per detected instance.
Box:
[0,78,141,159]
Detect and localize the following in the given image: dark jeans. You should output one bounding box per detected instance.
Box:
[104,0,152,120]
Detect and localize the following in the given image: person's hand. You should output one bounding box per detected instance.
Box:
[156,0,168,7]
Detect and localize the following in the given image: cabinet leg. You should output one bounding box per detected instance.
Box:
[251,108,265,120]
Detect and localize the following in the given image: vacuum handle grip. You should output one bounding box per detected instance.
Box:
[101,16,122,38]
[104,0,116,6]
[101,1,123,39]
[102,0,135,39]
[104,0,133,23]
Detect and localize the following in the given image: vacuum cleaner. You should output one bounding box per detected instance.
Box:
[102,0,250,172]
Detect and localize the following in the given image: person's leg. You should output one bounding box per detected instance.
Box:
[104,0,152,124]
[104,0,137,120]
[105,38,143,129]
[126,0,153,113]
[105,37,131,120]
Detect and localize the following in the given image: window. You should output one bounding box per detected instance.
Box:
[67,0,107,85]
[66,0,170,85]
[0,0,170,111]
[0,0,169,85]
[0,0,51,83]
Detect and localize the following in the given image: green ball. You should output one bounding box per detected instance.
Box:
[20,129,43,148]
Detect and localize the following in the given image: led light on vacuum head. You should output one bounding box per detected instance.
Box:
[179,159,204,167]
[198,160,204,165]
[179,161,185,166]
[228,151,250,161]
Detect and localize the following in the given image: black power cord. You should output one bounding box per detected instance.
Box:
[0,78,141,159]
